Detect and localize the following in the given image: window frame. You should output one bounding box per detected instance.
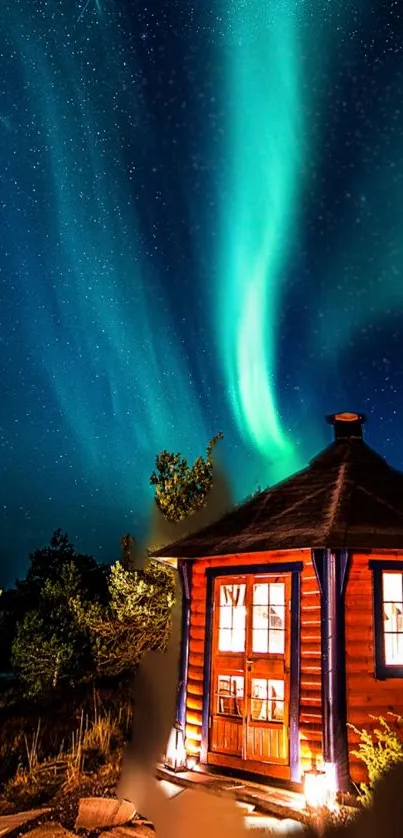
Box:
[370,560,403,679]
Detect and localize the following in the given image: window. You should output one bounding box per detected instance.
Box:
[370,561,403,679]
[383,573,403,665]
[218,583,246,652]
[252,581,285,654]
[251,678,284,722]
[216,675,244,717]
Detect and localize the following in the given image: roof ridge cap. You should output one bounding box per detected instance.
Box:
[324,460,351,538]
[357,485,403,519]
[261,483,329,524]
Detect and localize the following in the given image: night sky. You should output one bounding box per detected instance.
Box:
[1,1,403,588]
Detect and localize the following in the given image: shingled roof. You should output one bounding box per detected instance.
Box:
[153,413,403,559]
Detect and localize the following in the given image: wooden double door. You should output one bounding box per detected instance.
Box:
[208,572,292,778]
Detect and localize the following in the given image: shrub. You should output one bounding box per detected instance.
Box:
[150,432,223,522]
[9,531,109,695]
[349,714,403,806]
[72,560,175,677]
[11,562,94,696]
[1,685,131,805]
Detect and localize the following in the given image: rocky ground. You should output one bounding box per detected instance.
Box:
[0,776,289,838]
[0,789,153,838]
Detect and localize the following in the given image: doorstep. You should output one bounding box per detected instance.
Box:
[155,765,308,825]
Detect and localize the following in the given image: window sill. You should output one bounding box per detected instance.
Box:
[376,664,403,680]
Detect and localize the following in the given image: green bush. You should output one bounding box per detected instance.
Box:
[72,559,175,677]
[11,558,96,696]
[150,432,223,522]
[350,715,403,806]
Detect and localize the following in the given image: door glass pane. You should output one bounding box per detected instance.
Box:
[254,583,269,606]
[269,604,284,629]
[217,675,244,717]
[218,583,246,652]
[252,580,286,654]
[269,629,285,654]
[269,679,284,721]
[251,678,284,721]
[252,629,268,653]
[251,678,268,720]
[254,603,268,630]
[269,583,285,606]
[220,606,232,629]
[219,629,232,651]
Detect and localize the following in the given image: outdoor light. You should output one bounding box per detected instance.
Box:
[304,763,338,810]
[323,762,338,811]
[186,754,198,771]
[164,722,187,773]
[304,767,328,809]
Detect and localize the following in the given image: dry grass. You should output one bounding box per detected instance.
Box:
[0,680,133,810]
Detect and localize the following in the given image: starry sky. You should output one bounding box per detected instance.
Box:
[1,1,403,588]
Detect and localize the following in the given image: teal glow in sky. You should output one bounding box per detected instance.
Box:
[218,1,305,479]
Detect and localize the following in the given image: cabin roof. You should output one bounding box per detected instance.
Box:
[152,413,403,559]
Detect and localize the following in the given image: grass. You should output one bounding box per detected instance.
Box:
[0,677,133,811]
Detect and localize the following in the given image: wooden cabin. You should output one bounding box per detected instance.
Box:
[153,412,403,791]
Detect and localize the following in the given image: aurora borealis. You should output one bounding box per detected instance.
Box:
[1,1,403,586]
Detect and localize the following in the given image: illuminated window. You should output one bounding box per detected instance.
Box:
[383,573,403,665]
[370,561,403,679]
[252,582,285,654]
[251,678,284,722]
[216,675,244,717]
[218,584,246,652]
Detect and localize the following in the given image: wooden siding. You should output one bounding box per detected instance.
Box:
[185,549,323,777]
[345,551,403,785]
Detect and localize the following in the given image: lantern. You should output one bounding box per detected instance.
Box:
[164,722,187,772]
[323,762,338,811]
[304,763,338,810]
[304,767,328,809]
[186,754,198,771]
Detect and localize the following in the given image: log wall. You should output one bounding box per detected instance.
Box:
[185,549,323,779]
[345,551,403,785]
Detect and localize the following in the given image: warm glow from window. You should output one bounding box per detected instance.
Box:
[383,572,403,665]
[252,581,285,654]
[218,583,246,652]
[216,674,244,717]
[251,678,284,722]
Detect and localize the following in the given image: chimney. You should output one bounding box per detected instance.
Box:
[326,412,366,441]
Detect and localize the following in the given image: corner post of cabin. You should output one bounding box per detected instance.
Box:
[312,548,350,791]
[176,559,193,728]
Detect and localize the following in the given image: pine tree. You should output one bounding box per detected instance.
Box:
[150,432,223,522]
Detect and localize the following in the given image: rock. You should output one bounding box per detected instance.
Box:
[75,798,136,830]
[24,823,76,838]
[0,809,51,838]
[99,827,154,838]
